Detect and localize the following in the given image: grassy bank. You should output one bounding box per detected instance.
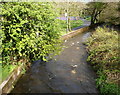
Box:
[85,16,91,21]
[86,27,120,95]
[70,20,83,29]
[58,19,83,35]
[1,65,17,84]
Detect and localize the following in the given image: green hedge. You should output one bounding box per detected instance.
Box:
[1,2,62,65]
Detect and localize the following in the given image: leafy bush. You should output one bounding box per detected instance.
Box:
[96,70,120,95]
[86,27,119,70]
[1,2,62,66]
[86,27,120,95]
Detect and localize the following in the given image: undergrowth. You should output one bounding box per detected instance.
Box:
[86,27,120,95]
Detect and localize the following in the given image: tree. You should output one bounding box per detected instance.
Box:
[54,2,86,17]
[99,2,120,25]
[53,2,86,32]
[86,2,107,25]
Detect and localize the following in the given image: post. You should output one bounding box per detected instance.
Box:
[65,0,69,33]
[65,11,68,33]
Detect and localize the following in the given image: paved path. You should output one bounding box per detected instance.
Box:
[11,19,99,94]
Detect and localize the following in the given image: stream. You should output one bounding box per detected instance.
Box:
[11,31,99,94]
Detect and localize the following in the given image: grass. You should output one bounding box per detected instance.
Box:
[85,16,91,21]
[58,19,83,36]
[86,27,120,95]
[70,20,83,29]
[0,64,17,84]
[0,64,2,84]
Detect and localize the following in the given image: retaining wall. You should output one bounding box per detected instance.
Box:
[0,60,30,94]
[1,65,23,94]
[61,26,89,40]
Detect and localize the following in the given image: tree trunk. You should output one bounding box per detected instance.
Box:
[91,8,96,25]
[91,16,95,25]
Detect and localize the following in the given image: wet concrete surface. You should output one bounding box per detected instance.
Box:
[11,32,99,94]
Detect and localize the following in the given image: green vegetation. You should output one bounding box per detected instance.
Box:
[58,20,67,35]
[59,19,83,35]
[1,2,62,81]
[86,2,107,25]
[70,20,83,29]
[1,65,17,83]
[1,2,119,94]
[85,2,120,25]
[85,16,91,21]
[0,64,2,83]
[1,2,84,82]
[54,2,86,17]
[86,27,120,95]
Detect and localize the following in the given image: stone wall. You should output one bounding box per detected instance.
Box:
[61,26,89,40]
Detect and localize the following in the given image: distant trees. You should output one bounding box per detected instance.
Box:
[54,1,120,26]
[86,2,107,25]
[99,2,120,25]
[54,2,86,17]
[53,2,86,32]
[86,2,120,25]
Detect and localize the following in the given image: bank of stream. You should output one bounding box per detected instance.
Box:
[11,31,99,94]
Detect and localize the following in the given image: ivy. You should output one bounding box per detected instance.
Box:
[1,2,62,65]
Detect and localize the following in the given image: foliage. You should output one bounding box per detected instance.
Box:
[86,2,120,25]
[1,2,62,66]
[58,19,83,35]
[86,2,107,25]
[1,65,17,83]
[99,2,120,25]
[57,19,67,35]
[86,27,120,95]
[96,70,120,95]
[85,16,91,21]
[0,64,2,83]
[86,27,119,70]
[54,2,86,17]
[70,20,83,29]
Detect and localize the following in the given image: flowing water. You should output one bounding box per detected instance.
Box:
[11,31,99,94]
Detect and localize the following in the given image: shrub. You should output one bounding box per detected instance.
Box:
[86,27,120,95]
[1,2,62,65]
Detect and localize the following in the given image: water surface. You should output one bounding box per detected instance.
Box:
[11,32,98,94]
